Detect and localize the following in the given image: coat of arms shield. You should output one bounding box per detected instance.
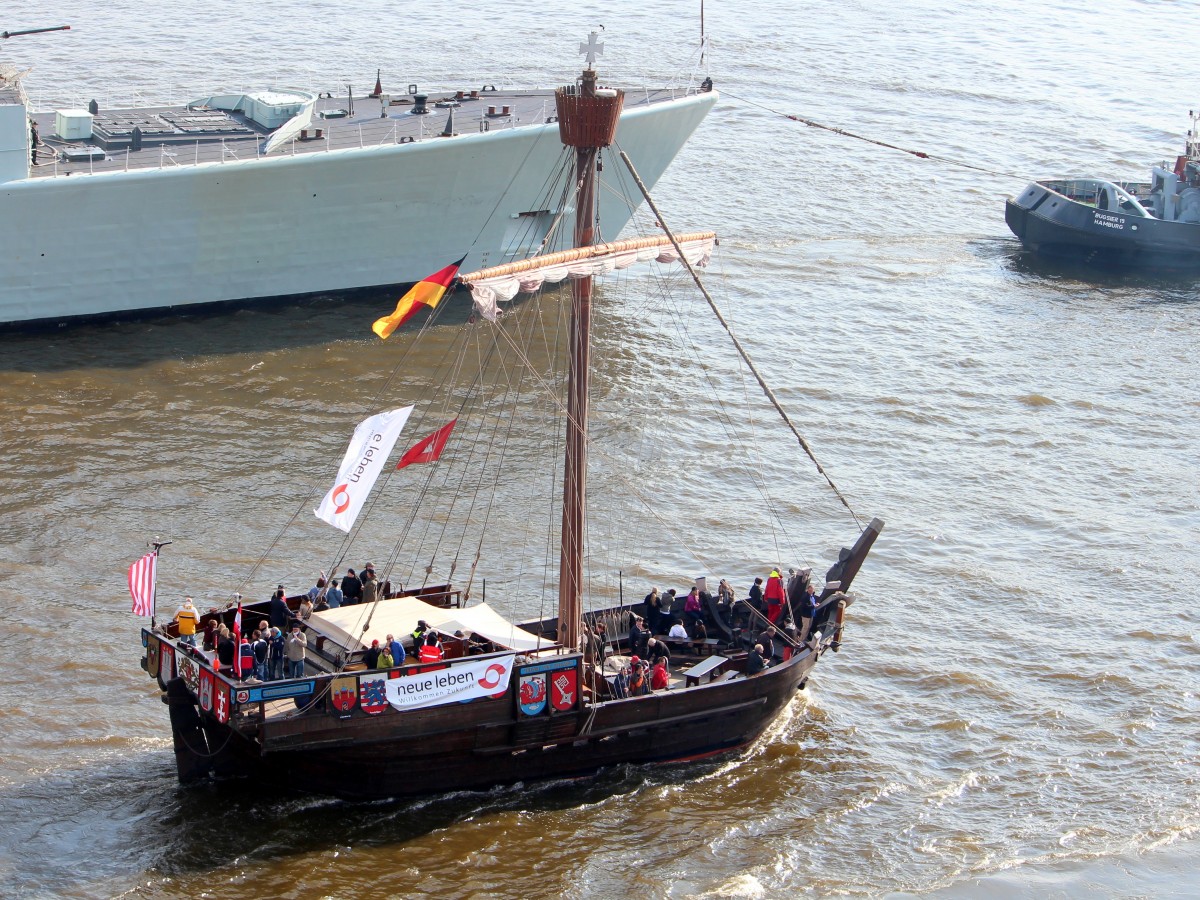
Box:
[518,673,548,716]
[330,676,358,715]
[158,643,176,689]
[198,667,215,712]
[359,674,388,715]
[178,655,200,696]
[550,667,578,712]
[145,637,160,680]
[214,681,232,724]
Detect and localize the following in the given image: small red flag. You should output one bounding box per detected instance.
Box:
[396,419,457,469]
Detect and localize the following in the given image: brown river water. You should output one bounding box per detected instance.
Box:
[1,1,1198,897]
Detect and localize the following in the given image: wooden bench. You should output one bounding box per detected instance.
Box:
[683,654,728,687]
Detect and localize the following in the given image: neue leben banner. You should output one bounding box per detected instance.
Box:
[384,654,516,711]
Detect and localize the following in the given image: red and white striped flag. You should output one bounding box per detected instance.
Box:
[128,551,157,617]
[232,603,243,678]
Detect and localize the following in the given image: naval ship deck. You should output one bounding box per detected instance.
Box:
[27,85,700,178]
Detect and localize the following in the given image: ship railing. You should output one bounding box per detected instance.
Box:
[146,618,561,732]
[240,647,530,728]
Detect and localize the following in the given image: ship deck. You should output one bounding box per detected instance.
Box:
[27,86,698,179]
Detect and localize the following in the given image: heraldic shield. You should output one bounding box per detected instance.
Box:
[550,667,578,712]
[330,676,358,715]
[518,672,548,716]
[198,667,215,713]
[359,674,388,715]
[178,655,201,696]
[145,637,160,680]
[214,681,231,724]
[158,643,176,689]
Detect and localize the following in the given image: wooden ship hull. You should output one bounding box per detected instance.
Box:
[164,641,812,800]
[147,519,881,800]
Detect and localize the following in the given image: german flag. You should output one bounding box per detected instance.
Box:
[372,256,465,339]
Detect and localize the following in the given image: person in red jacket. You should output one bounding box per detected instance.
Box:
[764,568,786,624]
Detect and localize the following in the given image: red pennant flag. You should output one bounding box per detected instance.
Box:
[396,419,457,470]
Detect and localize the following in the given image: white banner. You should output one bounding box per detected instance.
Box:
[385,653,516,711]
[314,406,414,532]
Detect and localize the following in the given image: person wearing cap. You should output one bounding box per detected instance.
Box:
[764,568,786,624]
[360,568,379,606]
[285,623,307,678]
[628,615,649,659]
[341,568,362,605]
[173,598,200,646]
[363,639,382,669]
[411,619,430,647]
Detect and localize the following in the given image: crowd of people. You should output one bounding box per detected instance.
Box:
[166,562,827,691]
[617,567,827,688]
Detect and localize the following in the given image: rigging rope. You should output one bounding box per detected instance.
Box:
[617,149,865,532]
[720,89,1027,180]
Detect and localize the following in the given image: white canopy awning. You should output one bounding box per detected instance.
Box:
[308,596,550,654]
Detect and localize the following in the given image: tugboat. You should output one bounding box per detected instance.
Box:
[1006,111,1200,269]
[131,37,883,801]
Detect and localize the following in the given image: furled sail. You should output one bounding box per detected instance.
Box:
[459,231,717,321]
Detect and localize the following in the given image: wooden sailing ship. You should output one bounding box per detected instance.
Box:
[137,42,883,800]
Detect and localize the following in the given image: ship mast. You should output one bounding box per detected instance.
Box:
[554,34,624,652]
